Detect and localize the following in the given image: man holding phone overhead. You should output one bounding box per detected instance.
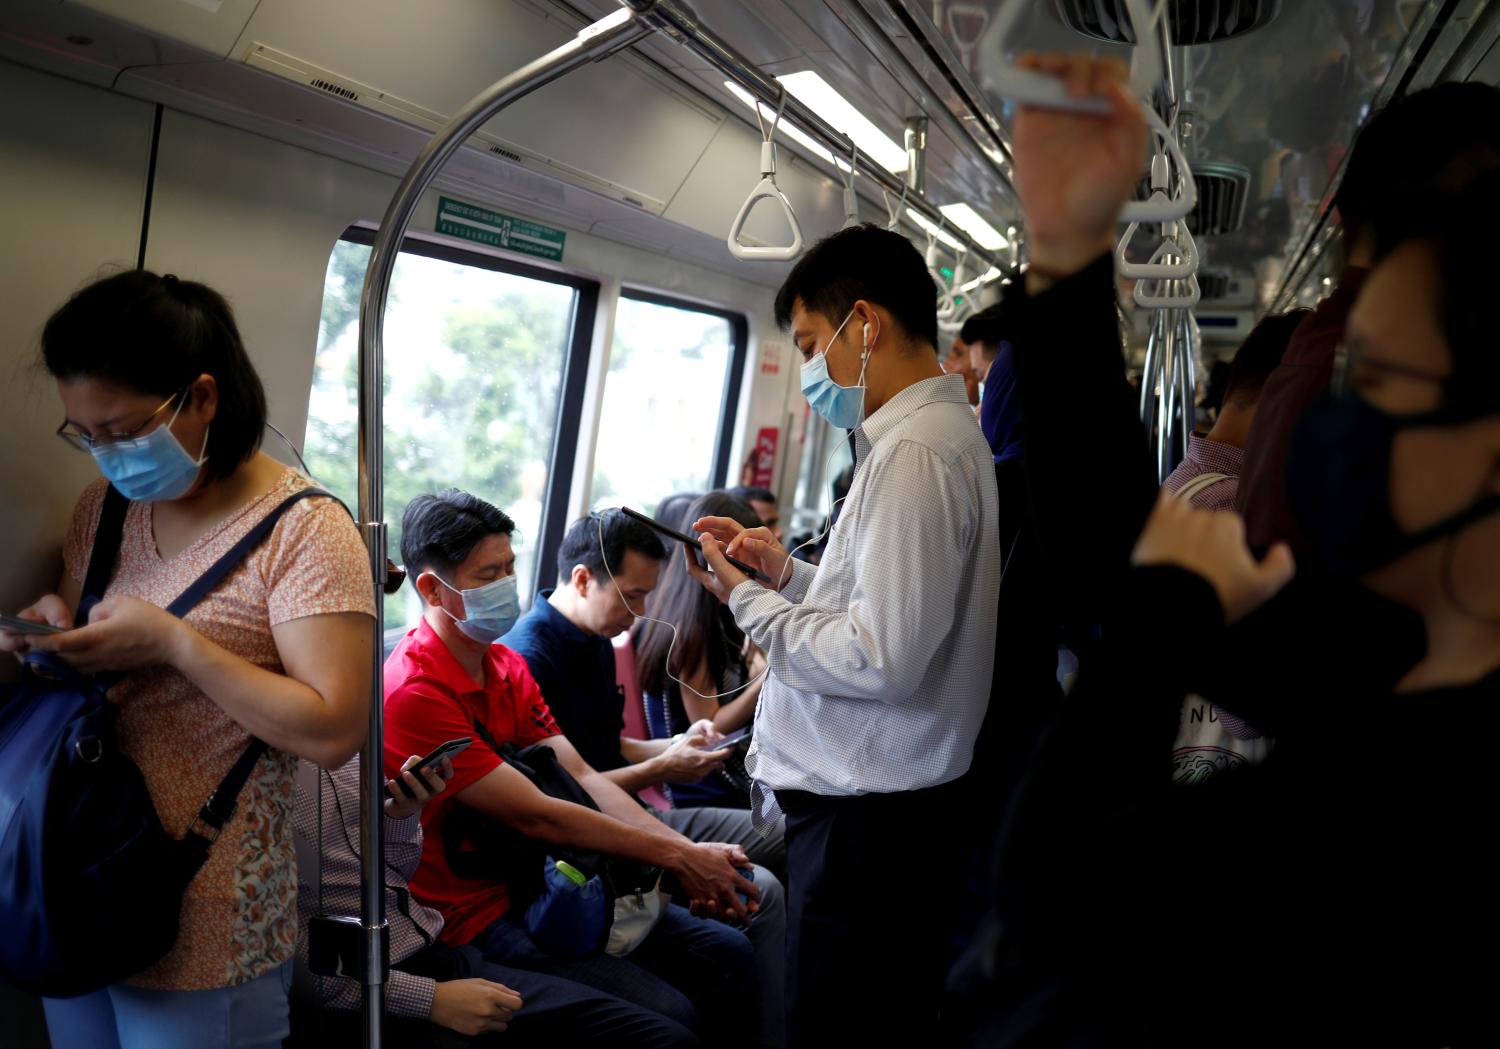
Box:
[685,224,1001,1049]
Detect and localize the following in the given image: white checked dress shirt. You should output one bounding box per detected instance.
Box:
[732,373,1001,798]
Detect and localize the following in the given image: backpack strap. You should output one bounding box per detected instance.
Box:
[1174,471,1233,504]
[78,486,129,625]
[164,485,338,850]
[165,486,338,619]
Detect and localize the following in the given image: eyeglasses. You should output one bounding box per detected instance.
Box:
[56,390,185,453]
[1332,346,1449,398]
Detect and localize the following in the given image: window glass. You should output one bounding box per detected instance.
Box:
[590,295,738,514]
[307,238,577,630]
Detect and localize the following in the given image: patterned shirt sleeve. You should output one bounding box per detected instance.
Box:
[262,494,377,625]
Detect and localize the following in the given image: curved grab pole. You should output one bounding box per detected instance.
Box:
[1117,222,1197,280]
[987,0,1162,114]
[728,90,804,261]
[353,8,651,1045]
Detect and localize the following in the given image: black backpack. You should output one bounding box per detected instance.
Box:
[442,721,663,953]
[0,484,336,996]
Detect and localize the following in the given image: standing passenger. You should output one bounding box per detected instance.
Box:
[685,225,1001,1049]
[1,270,375,1049]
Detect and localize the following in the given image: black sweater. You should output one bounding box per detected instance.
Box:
[964,257,1493,1049]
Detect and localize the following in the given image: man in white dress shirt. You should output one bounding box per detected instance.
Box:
[687,224,1001,1049]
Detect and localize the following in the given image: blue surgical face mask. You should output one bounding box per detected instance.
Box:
[800,308,870,431]
[427,571,521,643]
[89,393,210,502]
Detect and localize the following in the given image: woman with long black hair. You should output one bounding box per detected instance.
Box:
[632,490,764,809]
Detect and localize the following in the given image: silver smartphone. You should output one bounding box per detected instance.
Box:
[0,614,64,636]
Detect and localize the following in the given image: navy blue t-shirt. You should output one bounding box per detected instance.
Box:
[500,589,627,773]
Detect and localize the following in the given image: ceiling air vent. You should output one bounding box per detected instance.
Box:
[1197,271,1231,300]
[1052,0,1281,45]
[489,145,523,163]
[1187,162,1250,236]
[309,78,358,102]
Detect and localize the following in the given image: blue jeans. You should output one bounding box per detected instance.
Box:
[43,961,291,1049]
[474,903,755,1047]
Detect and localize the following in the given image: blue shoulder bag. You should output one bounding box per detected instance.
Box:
[0,483,334,997]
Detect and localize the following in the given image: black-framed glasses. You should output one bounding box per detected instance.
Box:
[1332,346,1450,398]
[56,390,185,453]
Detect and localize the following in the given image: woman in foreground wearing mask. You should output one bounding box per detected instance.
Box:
[961,55,1499,1049]
[0,270,375,1049]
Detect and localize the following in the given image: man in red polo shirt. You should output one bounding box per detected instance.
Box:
[384,489,759,1046]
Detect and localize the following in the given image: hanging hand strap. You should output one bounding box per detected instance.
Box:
[728,90,803,261]
[883,181,909,231]
[1117,223,1198,280]
[842,142,861,228]
[987,0,1162,113]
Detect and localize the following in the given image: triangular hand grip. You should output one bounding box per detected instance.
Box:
[1134,272,1201,309]
[1117,223,1197,279]
[729,176,804,261]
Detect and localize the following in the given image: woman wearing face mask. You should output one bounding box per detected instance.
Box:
[0,270,375,1049]
[957,55,1500,1049]
[633,490,765,809]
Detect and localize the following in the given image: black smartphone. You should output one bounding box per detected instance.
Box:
[391,737,471,799]
[0,614,64,636]
[621,507,771,584]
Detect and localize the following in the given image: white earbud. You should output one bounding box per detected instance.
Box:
[861,322,871,349]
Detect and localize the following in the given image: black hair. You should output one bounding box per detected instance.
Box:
[1379,169,1500,416]
[726,485,775,506]
[1223,310,1311,407]
[1335,82,1500,244]
[654,492,702,533]
[401,489,515,582]
[773,224,938,350]
[556,507,666,582]
[633,491,760,698]
[41,269,268,482]
[959,299,1014,351]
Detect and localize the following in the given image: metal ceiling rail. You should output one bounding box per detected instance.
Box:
[617,0,1006,269]
[352,8,653,1047]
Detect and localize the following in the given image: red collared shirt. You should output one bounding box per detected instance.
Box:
[383,617,560,946]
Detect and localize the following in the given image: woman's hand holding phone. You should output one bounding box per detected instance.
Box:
[1,596,74,662]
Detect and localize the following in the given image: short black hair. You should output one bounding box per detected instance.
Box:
[1223,310,1311,407]
[41,269,268,482]
[1336,82,1500,243]
[401,489,515,582]
[959,300,1012,350]
[556,508,666,582]
[726,485,775,505]
[774,224,938,350]
[1380,169,1500,417]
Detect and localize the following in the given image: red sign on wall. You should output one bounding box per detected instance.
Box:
[751,427,779,489]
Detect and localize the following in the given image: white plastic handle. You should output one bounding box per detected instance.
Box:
[1117,224,1197,279]
[988,0,1161,114]
[1120,109,1196,223]
[728,175,804,261]
[1134,272,1200,309]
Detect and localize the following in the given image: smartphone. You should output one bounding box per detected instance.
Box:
[709,727,751,751]
[0,614,64,637]
[390,737,471,800]
[620,507,771,584]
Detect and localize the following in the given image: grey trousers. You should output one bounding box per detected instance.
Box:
[653,805,787,1049]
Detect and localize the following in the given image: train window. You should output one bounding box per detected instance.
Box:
[590,291,748,512]
[306,230,597,630]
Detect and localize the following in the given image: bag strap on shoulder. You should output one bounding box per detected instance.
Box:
[79,486,129,624]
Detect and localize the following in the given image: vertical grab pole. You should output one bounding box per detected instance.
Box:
[352,8,653,1047]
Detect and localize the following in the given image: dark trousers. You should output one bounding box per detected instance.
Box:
[289,941,695,1049]
[778,782,963,1049]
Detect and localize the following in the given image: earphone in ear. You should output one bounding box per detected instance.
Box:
[861,322,871,348]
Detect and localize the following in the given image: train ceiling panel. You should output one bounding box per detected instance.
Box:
[59,0,262,57]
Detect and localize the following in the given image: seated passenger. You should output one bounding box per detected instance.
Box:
[941,335,982,408]
[725,485,784,542]
[654,491,702,533]
[1162,310,1309,510]
[2,270,374,1049]
[634,491,767,810]
[972,55,1500,1048]
[290,753,693,1048]
[382,490,759,1047]
[503,508,787,1047]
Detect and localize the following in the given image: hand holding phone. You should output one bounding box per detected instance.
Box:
[0,614,64,637]
[385,739,468,817]
[621,507,772,584]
